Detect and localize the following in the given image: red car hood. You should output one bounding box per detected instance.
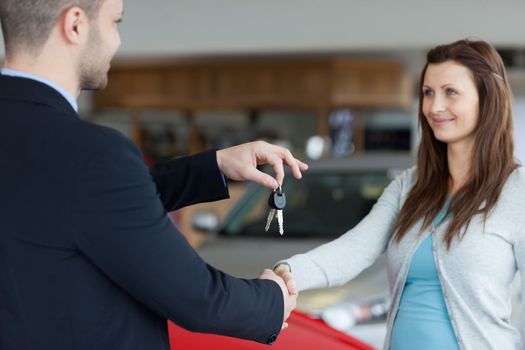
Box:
[168,310,375,350]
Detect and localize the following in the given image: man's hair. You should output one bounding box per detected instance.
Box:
[0,0,104,56]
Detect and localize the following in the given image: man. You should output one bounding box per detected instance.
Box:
[0,0,306,349]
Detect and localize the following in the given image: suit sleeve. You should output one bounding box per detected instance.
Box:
[71,137,283,344]
[149,150,229,211]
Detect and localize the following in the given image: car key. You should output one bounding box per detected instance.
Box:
[277,207,284,235]
[266,186,286,235]
[265,208,276,232]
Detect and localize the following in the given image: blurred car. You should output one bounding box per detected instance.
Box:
[168,311,375,350]
[193,153,413,349]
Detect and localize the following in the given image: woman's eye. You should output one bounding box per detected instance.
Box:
[446,88,457,96]
[423,89,434,97]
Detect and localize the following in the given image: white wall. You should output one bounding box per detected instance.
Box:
[1,0,524,58]
[4,0,524,158]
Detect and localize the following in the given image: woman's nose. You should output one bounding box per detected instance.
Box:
[429,94,447,115]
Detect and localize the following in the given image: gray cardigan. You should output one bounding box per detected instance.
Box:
[284,166,525,350]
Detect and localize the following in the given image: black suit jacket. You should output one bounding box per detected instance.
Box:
[0,75,282,349]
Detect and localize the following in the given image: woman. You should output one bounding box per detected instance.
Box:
[275,39,525,349]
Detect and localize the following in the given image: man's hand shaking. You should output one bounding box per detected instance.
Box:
[258,268,298,330]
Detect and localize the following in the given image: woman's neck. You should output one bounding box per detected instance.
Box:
[447,141,474,194]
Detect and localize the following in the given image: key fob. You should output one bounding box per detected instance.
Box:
[269,189,286,210]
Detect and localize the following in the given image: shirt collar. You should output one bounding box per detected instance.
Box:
[1,68,78,112]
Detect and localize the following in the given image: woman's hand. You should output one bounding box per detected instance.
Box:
[274,264,298,296]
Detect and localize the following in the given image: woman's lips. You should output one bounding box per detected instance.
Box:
[430,117,454,126]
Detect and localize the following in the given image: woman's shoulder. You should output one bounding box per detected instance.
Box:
[498,166,525,242]
[403,165,417,179]
[504,165,525,190]
[514,165,525,178]
[382,166,417,198]
[497,165,525,215]
[395,166,417,188]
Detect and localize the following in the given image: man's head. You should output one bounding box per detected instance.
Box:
[0,0,104,57]
[0,0,123,91]
[77,0,123,90]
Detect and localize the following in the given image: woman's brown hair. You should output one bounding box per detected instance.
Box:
[393,39,517,248]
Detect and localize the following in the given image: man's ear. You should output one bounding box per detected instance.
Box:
[60,6,90,46]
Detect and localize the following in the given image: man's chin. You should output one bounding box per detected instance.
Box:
[81,79,108,91]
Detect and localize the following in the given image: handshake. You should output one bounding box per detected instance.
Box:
[259,264,297,330]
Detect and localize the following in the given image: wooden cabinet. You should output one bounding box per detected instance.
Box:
[93,57,412,152]
[330,60,412,108]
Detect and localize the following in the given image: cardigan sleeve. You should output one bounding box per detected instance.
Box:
[281,168,413,291]
[513,216,525,340]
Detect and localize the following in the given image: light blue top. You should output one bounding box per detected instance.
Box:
[1,67,78,112]
[390,200,459,350]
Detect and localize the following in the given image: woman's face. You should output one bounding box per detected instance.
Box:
[422,61,480,150]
